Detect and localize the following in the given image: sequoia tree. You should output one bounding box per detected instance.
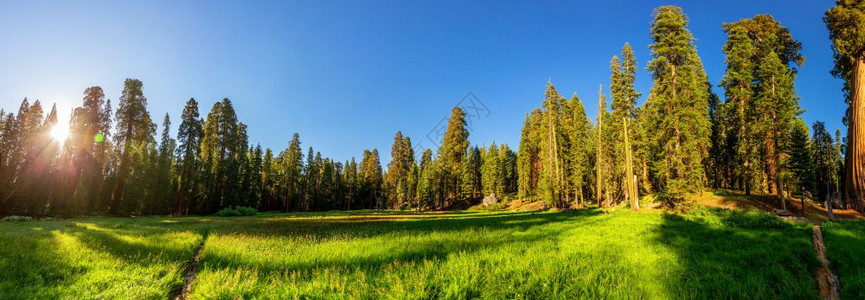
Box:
[174,98,202,215]
[826,0,865,210]
[436,107,469,206]
[110,79,155,215]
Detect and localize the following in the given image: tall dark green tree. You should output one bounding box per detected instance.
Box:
[302,147,319,211]
[200,98,246,212]
[813,121,839,205]
[788,118,815,202]
[719,15,804,196]
[517,110,543,200]
[481,142,501,196]
[436,107,469,207]
[359,148,383,208]
[499,143,518,195]
[754,51,800,209]
[344,157,358,210]
[0,110,14,214]
[68,86,112,214]
[749,20,804,198]
[261,148,278,210]
[110,79,155,215]
[645,6,711,203]
[720,24,757,193]
[174,98,202,215]
[537,83,564,206]
[32,103,58,215]
[461,146,483,201]
[610,43,642,207]
[245,144,263,208]
[281,133,304,211]
[564,93,591,206]
[417,148,436,209]
[154,114,176,214]
[386,131,415,208]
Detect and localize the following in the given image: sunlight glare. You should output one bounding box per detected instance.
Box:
[50,124,70,143]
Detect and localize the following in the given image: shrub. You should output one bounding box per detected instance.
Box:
[236,206,257,216]
[216,206,258,217]
[467,201,509,212]
[684,206,789,230]
[720,209,789,229]
[712,189,734,196]
[656,191,697,212]
[639,194,657,209]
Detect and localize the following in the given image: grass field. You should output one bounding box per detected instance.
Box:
[0,217,203,298]
[0,209,827,299]
[824,220,865,299]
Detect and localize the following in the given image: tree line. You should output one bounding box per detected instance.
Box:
[519,5,856,211]
[2,3,865,216]
[0,80,518,216]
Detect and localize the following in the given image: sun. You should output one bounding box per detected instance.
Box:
[50,123,69,143]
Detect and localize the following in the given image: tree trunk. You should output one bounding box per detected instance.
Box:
[596,85,604,207]
[174,163,189,216]
[738,81,751,196]
[285,178,292,212]
[767,128,777,195]
[110,126,134,215]
[801,196,806,216]
[775,136,785,210]
[624,118,638,210]
[578,188,584,207]
[547,102,561,207]
[828,183,835,220]
[847,56,865,211]
[641,160,652,194]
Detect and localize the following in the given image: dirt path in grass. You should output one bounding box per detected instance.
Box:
[173,232,208,300]
[812,225,841,300]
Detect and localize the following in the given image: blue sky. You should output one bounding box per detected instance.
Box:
[0,0,846,163]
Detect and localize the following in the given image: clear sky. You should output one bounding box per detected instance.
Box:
[0,0,846,164]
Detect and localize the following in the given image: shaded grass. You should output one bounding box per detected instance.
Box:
[661,209,819,299]
[823,220,865,299]
[0,209,824,299]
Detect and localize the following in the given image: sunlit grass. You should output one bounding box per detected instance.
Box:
[190,210,819,299]
[0,210,822,299]
[0,218,203,299]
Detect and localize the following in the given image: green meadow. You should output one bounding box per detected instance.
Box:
[0,209,831,299]
[823,220,865,299]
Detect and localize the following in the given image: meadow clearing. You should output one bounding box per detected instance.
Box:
[4,207,861,299]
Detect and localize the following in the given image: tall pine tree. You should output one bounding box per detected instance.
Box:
[645,6,711,204]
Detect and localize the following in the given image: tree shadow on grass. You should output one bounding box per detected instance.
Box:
[200,209,603,241]
[3,220,207,298]
[72,225,201,264]
[655,211,820,299]
[192,210,609,296]
[201,228,546,275]
[1,210,603,298]
[68,222,208,297]
[0,227,80,299]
